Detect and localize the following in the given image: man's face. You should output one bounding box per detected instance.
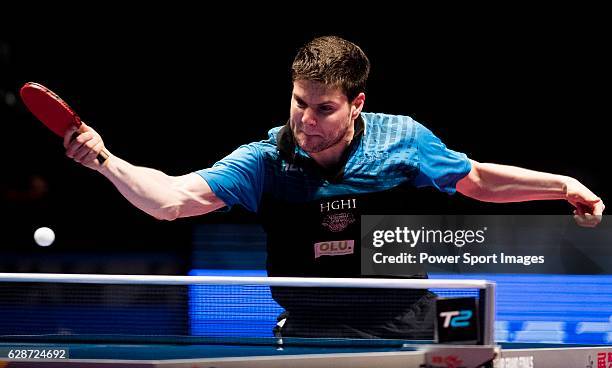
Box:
[290,80,354,153]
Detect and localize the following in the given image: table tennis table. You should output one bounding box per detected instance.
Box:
[1,273,610,367]
[2,338,612,367]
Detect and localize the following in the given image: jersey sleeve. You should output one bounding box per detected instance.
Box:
[413,123,471,194]
[194,143,265,212]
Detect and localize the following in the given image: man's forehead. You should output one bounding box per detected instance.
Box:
[292,80,347,104]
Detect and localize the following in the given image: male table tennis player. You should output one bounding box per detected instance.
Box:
[64,36,604,339]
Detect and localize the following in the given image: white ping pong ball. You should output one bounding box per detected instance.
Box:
[34,227,55,247]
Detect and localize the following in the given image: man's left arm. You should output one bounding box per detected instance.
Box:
[456,160,605,227]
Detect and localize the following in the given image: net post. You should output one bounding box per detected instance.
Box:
[479,281,496,345]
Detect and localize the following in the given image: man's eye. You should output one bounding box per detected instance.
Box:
[319,106,334,113]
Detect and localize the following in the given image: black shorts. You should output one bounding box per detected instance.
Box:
[274,291,437,339]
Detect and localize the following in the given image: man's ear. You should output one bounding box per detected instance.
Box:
[351,92,366,119]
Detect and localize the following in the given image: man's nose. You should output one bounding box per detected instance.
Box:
[301,107,317,126]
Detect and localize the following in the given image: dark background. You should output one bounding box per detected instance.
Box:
[1,14,609,273]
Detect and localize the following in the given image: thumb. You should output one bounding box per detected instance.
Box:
[63,125,79,149]
[78,121,93,133]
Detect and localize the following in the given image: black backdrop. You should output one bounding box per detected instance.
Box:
[1,16,609,257]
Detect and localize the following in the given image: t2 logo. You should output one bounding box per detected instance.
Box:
[439,310,472,328]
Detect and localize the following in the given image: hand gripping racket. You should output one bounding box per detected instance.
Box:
[20,82,109,163]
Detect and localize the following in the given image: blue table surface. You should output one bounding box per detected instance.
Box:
[1,340,609,361]
[0,341,420,360]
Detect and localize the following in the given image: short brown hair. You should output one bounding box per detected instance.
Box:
[291,36,370,101]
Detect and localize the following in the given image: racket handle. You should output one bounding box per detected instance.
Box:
[98,149,109,164]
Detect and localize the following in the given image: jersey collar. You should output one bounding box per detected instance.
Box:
[277,115,365,182]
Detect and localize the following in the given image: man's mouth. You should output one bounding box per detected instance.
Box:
[299,129,320,137]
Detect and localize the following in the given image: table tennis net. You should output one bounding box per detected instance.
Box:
[0,274,487,344]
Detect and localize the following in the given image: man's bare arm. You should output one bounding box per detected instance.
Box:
[99,157,225,220]
[64,122,226,220]
[457,160,604,226]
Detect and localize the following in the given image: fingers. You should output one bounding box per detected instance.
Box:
[80,140,105,165]
[63,126,79,149]
[573,213,602,228]
[570,194,605,227]
[73,134,101,163]
[72,140,96,163]
[66,131,93,159]
[65,125,105,167]
[593,200,606,216]
[573,202,603,227]
[573,199,605,216]
[64,121,95,149]
[566,178,605,227]
[573,207,584,216]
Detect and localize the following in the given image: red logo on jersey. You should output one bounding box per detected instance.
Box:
[314,240,355,258]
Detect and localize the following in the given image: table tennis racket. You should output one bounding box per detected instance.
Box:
[19,82,109,164]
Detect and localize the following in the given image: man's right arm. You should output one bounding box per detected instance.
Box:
[99,157,226,220]
[64,123,226,221]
